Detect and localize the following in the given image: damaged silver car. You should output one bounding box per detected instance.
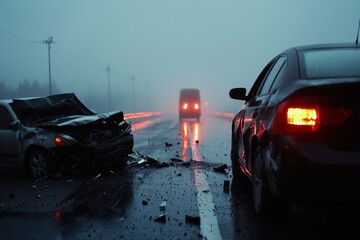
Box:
[0,93,134,178]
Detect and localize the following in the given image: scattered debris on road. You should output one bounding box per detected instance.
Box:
[127,152,169,168]
[154,214,167,223]
[185,215,201,225]
[159,200,167,210]
[213,164,228,175]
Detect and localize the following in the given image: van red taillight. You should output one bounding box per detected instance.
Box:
[183,103,188,109]
[55,136,70,147]
[194,103,199,109]
[273,97,320,134]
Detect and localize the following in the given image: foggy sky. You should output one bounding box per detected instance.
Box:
[1,0,359,114]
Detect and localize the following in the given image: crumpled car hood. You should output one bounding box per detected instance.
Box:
[12,93,96,127]
[36,111,125,128]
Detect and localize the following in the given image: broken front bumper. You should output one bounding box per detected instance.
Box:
[51,133,134,169]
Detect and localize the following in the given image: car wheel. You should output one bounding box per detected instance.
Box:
[28,148,49,179]
[252,146,271,215]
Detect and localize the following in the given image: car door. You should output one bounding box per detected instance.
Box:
[239,56,287,172]
[0,105,21,165]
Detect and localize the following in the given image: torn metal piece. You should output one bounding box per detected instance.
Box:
[137,159,147,165]
[154,214,166,222]
[213,164,228,174]
[93,173,102,180]
[159,200,167,210]
[170,157,184,162]
[185,215,200,225]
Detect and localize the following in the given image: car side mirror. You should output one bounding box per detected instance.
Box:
[8,120,22,130]
[229,88,249,101]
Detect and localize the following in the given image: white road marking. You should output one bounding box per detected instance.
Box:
[187,122,222,240]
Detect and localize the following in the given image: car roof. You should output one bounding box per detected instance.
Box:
[180,88,200,97]
[180,88,200,92]
[291,42,360,52]
[0,99,13,105]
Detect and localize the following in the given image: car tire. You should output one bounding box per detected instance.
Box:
[112,158,128,171]
[231,134,246,180]
[27,148,49,179]
[231,153,241,179]
[252,146,272,215]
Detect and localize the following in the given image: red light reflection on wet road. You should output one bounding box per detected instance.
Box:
[181,121,189,160]
[124,111,162,120]
[131,119,155,131]
[181,121,200,162]
[124,111,163,131]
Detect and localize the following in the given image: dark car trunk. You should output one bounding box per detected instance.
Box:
[289,81,360,151]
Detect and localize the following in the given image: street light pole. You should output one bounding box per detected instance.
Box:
[106,65,111,112]
[43,36,53,95]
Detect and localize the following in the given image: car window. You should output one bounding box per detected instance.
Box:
[0,106,13,129]
[299,48,360,78]
[258,56,286,95]
[247,59,275,99]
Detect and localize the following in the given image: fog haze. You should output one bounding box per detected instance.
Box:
[1,0,359,114]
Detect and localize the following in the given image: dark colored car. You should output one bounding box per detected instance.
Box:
[0,93,134,178]
[229,43,360,215]
[179,88,201,121]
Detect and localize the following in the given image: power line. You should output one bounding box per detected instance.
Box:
[0,10,48,37]
[0,27,42,44]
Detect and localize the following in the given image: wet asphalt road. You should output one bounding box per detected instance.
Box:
[1,114,360,240]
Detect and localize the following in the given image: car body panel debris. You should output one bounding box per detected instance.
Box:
[128,152,169,168]
[185,215,201,225]
[154,214,167,222]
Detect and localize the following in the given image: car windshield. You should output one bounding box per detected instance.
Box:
[299,48,360,79]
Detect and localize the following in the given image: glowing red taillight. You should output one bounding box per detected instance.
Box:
[194,103,199,110]
[55,136,70,147]
[287,108,318,126]
[273,95,352,134]
[273,97,320,134]
[183,103,188,109]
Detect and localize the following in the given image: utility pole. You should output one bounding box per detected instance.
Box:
[146,81,150,111]
[106,65,111,112]
[43,36,54,95]
[131,76,136,112]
